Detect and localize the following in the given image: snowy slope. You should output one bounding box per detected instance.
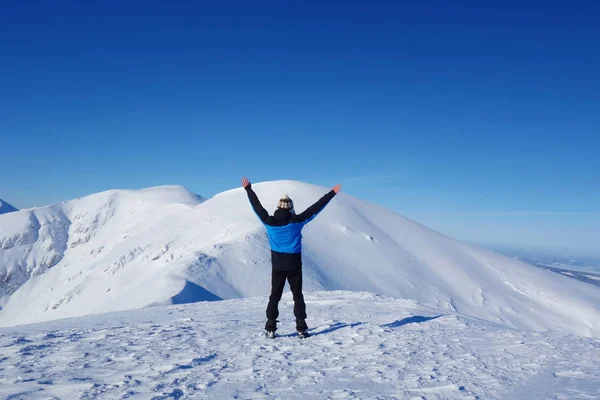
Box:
[0,198,18,215]
[0,291,599,399]
[0,186,204,306]
[1,181,600,338]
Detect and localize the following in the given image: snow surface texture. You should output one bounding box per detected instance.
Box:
[0,198,18,215]
[0,291,599,399]
[1,181,600,339]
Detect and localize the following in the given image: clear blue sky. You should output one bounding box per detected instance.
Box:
[1,1,599,251]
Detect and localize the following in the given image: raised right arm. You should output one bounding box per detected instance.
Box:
[242,177,270,223]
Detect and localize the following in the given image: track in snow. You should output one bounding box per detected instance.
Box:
[1,291,599,399]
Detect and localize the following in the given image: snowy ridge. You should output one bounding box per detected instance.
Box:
[0,186,204,307]
[0,291,598,399]
[0,198,18,215]
[1,181,600,338]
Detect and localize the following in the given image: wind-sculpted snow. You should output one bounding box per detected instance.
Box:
[1,181,600,338]
[0,292,598,399]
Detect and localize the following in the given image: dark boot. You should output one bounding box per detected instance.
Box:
[265,319,278,332]
[296,319,308,332]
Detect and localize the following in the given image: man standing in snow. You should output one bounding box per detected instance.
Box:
[242,177,341,338]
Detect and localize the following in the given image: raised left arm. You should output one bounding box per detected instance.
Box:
[296,184,341,225]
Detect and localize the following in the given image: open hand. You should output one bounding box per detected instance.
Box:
[241,177,250,188]
[333,184,341,194]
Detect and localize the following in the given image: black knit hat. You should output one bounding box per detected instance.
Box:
[277,194,294,210]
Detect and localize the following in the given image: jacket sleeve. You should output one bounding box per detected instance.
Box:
[296,190,337,225]
[245,184,270,223]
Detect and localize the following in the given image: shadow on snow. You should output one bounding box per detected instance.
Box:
[278,315,441,337]
[170,281,222,305]
[382,315,442,328]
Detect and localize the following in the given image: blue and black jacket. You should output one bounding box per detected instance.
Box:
[245,184,337,271]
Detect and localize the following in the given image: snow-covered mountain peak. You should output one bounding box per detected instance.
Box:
[64,184,205,208]
[0,185,205,307]
[1,181,600,338]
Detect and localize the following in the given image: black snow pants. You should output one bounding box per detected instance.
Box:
[266,268,306,322]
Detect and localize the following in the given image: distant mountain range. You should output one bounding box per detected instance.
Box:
[480,244,600,272]
[477,244,600,288]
